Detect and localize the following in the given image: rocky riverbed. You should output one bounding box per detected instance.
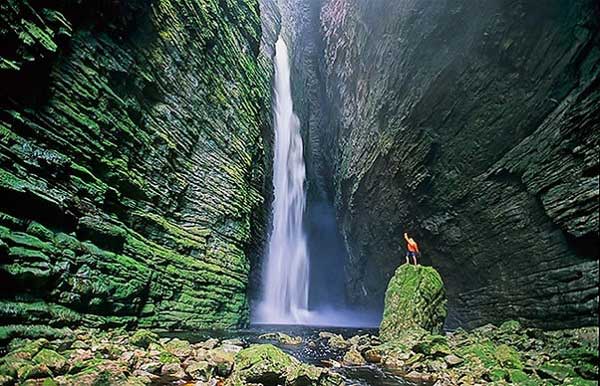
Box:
[1,265,598,386]
[0,321,597,386]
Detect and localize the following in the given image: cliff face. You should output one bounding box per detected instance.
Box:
[292,0,599,328]
[0,0,273,336]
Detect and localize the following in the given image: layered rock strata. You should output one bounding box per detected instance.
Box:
[287,0,599,328]
[0,0,273,335]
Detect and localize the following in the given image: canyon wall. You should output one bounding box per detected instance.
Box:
[0,0,273,338]
[290,0,599,328]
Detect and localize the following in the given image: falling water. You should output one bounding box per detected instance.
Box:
[255,36,310,324]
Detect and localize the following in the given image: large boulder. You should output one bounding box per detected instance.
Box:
[226,344,343,386]
[380,265,447,340]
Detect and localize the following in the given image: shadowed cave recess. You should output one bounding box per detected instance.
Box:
[0,0,598,343]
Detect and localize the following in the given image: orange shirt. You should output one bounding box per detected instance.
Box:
[407,239,419,252]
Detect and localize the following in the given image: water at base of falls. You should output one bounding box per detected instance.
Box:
[254,36,310,325]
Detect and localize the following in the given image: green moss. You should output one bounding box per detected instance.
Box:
[42,379,59,386]
[498,320,522,335]
[21,20,58,52]
[380,264,447,340]
[25,222,55,241]
[488,367,508,381]
[33,349,66,372]
[458,340,498,369]
[0,325,72,343]
[494,344,523,369]
[507,369,542,385]
[164,338,192,358]
[129,330,158,349]
[159,351,180,365]
[0,0,270,333]
[414,334,451,356]
[0,301,82,325]
[538,361,578,382]
[563,377,599,386]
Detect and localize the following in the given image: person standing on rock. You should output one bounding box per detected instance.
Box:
[404,232,420,265]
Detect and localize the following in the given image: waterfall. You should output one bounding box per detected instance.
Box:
[255,36,311,324]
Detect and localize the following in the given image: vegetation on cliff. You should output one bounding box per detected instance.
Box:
[0,0,273,335]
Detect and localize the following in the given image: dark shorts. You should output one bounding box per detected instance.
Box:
[407,251,417,258]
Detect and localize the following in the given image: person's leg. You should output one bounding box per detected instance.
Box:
[413,253,418,265]
[405,253,409,265]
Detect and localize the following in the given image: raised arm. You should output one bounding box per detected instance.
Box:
[404,232,410,242]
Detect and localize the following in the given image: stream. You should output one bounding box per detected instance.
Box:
[163,325,428,386]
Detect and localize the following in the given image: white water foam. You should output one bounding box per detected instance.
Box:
[254,36,311,324]
[254,36,381,328]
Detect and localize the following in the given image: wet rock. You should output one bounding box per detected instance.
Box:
[186,360,212,381]
[194,348,209,361]
[207,348,234,377]
[287,365,343,386]
[161,362,187,381]
[308,0,599,329]
[125,375,152,386]
[70,340,89,350]
[363,348,383,363]
[404,370,436,383]
[139,361,162,374]
[494,344,523,370]
[222,338,244,347]
[196,339,220,350]
[343,346,367,366]
[444,354,464,367]
[537,361,578,382]
[9,339,48,361]
[380,265,447,340]
[32,348,66,373]
[17,363,52,381]
[164,338,193,358]
[414,335,451,357]
[226,344,343,386]
[226,344,294,385]
[55,359,129,385]
[319,333,350,350]
[130,330,159,349]
[158,350,181,365]
[498,320,522,335]
[258,332,303,345]
[427,359,447,372]
[220,343,244,354]
[132,369,159,383]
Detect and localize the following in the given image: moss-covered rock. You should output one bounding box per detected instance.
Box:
[186,360,211,381]
[32,349,67,373]
[258,332,303,345]
[380,264,447,340]
[164,338,192,359]
[227,344,343,386]
[228,344,295,385]
[207,348,235,377]
[129,330,158,349]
